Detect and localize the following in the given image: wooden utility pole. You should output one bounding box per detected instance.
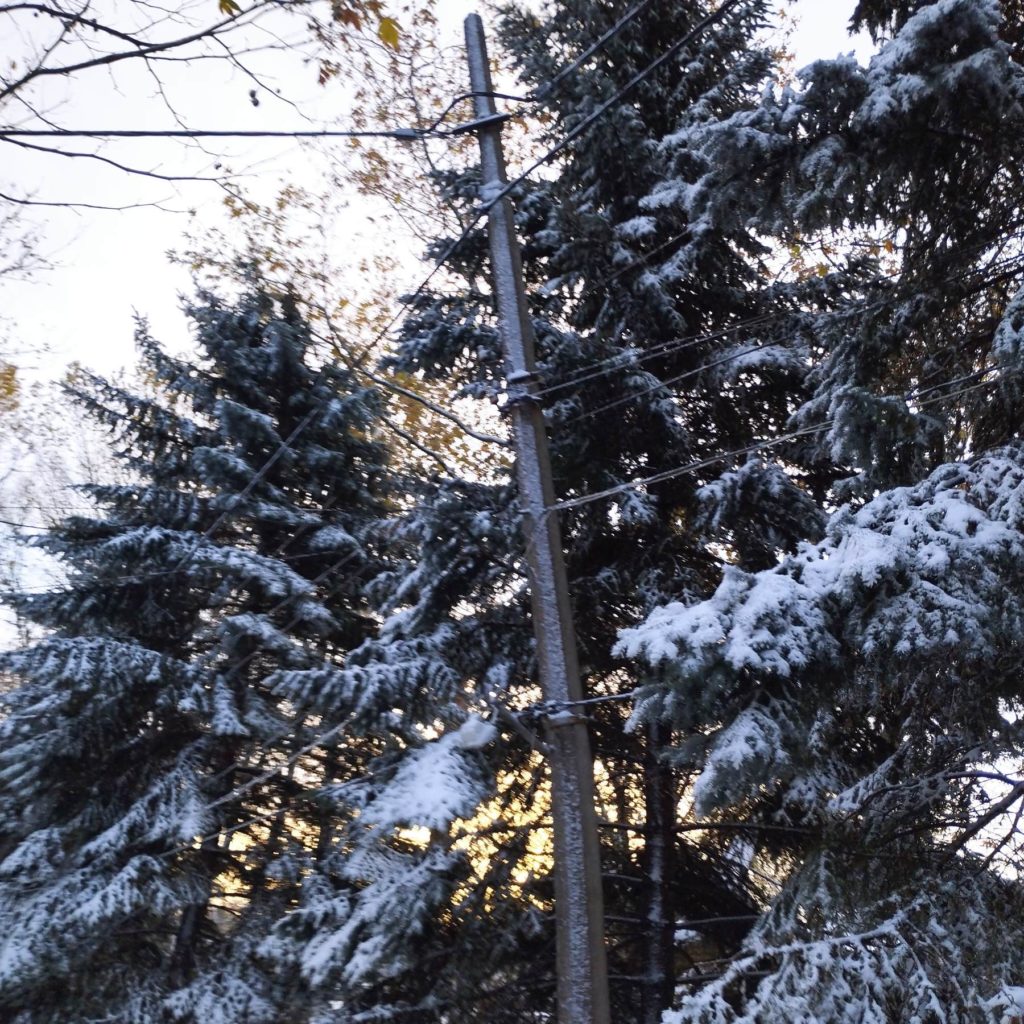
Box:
[463,14,610,1024]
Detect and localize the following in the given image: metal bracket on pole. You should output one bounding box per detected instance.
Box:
[448,111,513,136]
[506,368,540,407]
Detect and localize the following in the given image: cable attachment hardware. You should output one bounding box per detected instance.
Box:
[520,700,589,730]
[505,368,540,408]
[542,709,590,730]
[447,111,513,137]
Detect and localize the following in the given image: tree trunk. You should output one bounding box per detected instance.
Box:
[640,721,676,1024]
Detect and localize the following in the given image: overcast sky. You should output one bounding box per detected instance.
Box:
[1,0,870,384]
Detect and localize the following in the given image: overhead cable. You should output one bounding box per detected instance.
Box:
[0,127,438,141]
[531,0,658,101]
[549,374,1004,513]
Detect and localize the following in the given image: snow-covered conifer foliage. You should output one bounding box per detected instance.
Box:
[379,0,830,1019]
[5,0,1024,1019]
[0,284,490,1022]
[620,0,1024,1018]
[651,0,1024,494]
[624,445,1024,1020]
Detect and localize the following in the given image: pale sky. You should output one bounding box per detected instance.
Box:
[1,0,869,384]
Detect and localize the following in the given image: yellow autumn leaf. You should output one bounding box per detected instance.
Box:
[883,238,895,254]
[218,0,241,15]
[378,15,400,51]
[0,363,19,413]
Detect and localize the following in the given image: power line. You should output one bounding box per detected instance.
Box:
[913,375,1003,412]
[553,326,988,426]
[0,83,540,143]
[552,422,833,513]
[4,0,988,596]
[6,0,1015,593]
[163,374,1024,825]
[480,0,750,222]
[908,367,995,402]
[378,3,755,371]
[0,127,438,141]
[155,375,1014,856]
[8,1,997,607]
[301,0,757,458]
[531,315,780,402]
[416,0,660,135]
[376,0,752,357]
[531,0,657,101]
[0,517,48,532]
[560,342,768,425]
[5,363,1003,594]
[11,365,999,871]
[527,241,1024,412]
[549,374,1005,514]
[421,91,532,136]
[321,0,755,444]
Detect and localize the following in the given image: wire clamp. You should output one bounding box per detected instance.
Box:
[505,369,540,408]
[543,709,589,729]
[519,700,589,729]
[448,111,513,137]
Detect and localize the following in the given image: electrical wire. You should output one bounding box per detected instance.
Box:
[167,372,1014,852]
[310,0,755,454]
[560,342,769,425]
[549,374,1006,514]
[511,371,1011,719]
[478,0,749,215]
[421,91,532,136]
[7,0,1013,620]
[552,420,834,513]
[356,0,752,379]
[338,2,752,422]
[531,314,780,402]
[908,366,996,402]
[1,86,535,142]
[0,517,47,532]
[526,238,1024,415]
[413,0,661,135]
[530,0,658,102]
[6,32,1015,593]
[5,369,1009,873]
[3,1,1018,888]
[0,128,441,141]
[6,355,1003,594]
[1,0,666,147]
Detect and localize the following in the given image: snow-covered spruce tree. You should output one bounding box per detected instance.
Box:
[652,0,1024,497]
[617,0,1024,1019]
[0,282,439,1022]
[620,448,1024,1022]
[348,2,831,1020]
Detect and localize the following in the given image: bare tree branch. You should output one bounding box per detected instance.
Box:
[0,0,402,212]
[0,187,182,211]
[3,134,223,182]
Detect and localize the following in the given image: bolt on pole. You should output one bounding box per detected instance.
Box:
[464,14,610,1024]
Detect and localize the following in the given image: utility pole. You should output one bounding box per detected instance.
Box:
[463,14,610,1024]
